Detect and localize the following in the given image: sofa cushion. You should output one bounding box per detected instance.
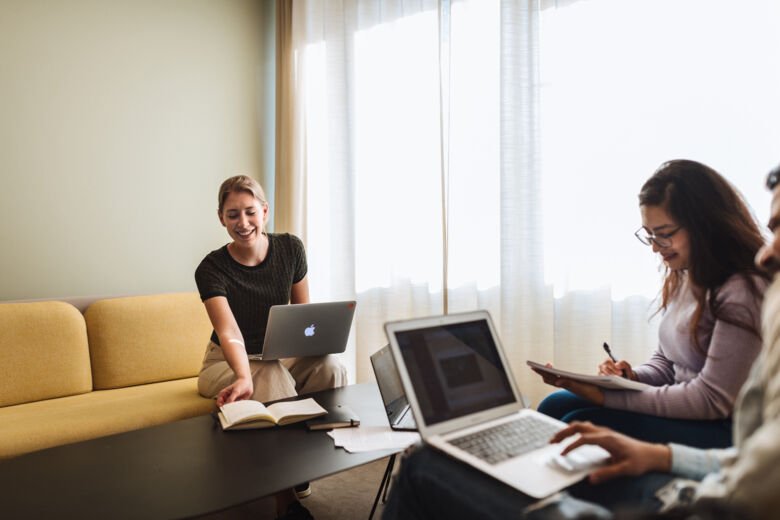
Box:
[0,377,214,459]
[86,292,211,389]
[0,301,91,407]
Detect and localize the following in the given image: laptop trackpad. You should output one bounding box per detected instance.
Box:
[545,445,609,473]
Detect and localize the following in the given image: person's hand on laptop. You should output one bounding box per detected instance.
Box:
[216,376,253,407]
[532,363,605,405]
[551,421,672,484]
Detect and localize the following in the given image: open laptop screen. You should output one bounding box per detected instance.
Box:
[393,318,516,426]
[371,346,406,409]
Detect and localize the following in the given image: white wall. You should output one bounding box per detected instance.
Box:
[0,0,274,300]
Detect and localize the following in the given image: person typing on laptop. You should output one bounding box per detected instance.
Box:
[382,165,780,520]
[195,175,346,520]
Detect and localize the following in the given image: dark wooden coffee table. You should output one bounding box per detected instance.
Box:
[0,383,401,519]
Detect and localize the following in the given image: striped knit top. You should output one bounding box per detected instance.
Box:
[195,233,307,355]
[603,273,768,419]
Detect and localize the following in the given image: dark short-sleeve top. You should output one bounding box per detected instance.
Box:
[194,233,308,354]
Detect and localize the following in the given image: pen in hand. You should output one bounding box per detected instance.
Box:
[602,342,628,378]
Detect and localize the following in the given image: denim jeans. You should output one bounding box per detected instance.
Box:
[537,390,732,449]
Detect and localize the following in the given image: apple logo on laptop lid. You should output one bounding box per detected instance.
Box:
[304,324,316,337]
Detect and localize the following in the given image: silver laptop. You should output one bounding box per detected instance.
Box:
[370,345,417,431]
[247,301,356,361]
[384,310,609,499]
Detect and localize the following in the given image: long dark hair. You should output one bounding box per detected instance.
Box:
[638,159,768,345]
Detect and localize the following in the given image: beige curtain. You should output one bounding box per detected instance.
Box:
[274,0,306,240]
[273,0,555,404]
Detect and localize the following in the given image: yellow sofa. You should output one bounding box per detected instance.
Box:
[0,292,214,460]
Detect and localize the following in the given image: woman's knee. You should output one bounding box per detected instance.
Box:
[284,355,347,394]
[537,390,592,420]
[197,361,234,398]
[317,355,348,387]
[561,408,602,424]
[197,375,215,398]
[561,408,630,431]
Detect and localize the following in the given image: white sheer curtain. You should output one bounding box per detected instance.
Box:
[284,0,780,407]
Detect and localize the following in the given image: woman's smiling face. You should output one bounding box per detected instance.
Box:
[218,190,268,248]
[639,204,690,271]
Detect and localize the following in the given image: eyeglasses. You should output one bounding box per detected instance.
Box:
[634,226,681,248]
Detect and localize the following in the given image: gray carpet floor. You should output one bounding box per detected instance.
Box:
[196,456,393,520]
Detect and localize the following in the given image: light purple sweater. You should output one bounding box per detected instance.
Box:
[603,274,767,419]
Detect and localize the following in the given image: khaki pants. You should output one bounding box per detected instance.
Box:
[197,342,348,403]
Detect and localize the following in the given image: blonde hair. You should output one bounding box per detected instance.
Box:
[217,175,267,214]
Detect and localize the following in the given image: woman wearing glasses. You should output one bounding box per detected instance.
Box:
[535,159,769,448]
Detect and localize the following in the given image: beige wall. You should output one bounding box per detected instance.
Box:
[0,0,274,300]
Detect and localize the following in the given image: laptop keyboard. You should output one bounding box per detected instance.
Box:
[449,415,561,465]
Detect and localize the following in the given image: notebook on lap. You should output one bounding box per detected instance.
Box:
[370,345,417,431]
[247,301,356,361]
[384,310,609,499]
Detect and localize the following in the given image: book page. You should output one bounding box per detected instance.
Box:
[268,398,327,425]
[220,400,275,425]
[527,360,651,391]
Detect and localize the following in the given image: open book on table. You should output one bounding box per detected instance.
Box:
[526,360,652,391]
[217,397,327,430]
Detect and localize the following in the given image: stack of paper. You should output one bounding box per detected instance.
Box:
[327,426,420,453]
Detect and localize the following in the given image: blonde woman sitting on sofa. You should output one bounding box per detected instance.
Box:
[195,174,346,520]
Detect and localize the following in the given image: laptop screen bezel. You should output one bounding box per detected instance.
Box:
[369,345,407,422]
[384,310,526,439]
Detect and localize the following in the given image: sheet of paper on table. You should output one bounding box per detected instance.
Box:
[327,426,420,453]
